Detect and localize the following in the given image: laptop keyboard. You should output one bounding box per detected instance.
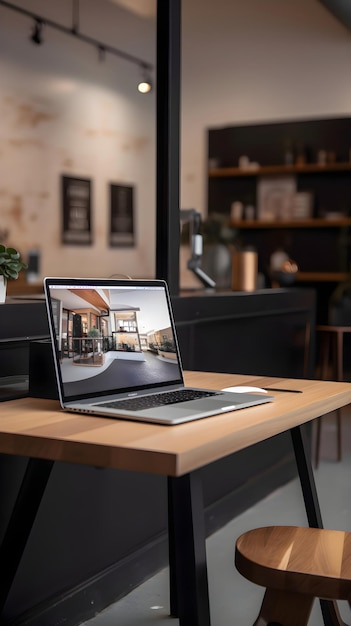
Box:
[96,389,219,412]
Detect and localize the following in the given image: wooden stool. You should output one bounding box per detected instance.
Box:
[315,326,351,466]
[235,525,351,626]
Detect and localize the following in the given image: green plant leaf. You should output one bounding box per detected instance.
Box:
[7,249,20,260]
[0,244,27,280]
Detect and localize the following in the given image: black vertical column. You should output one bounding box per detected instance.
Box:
[156,0,181,296]
[168,473,211,626]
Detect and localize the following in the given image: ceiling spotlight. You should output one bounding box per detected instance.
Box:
[138,65,152,94]
[31,19,44,45]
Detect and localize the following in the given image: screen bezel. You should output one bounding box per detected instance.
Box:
[44,277,184,404]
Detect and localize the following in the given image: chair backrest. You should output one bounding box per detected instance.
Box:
[329,280,351,326]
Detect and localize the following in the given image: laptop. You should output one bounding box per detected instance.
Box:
[44,277,273,425]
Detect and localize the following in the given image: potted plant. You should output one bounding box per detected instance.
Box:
[87,325,102,357]
[0,245,28,302]
[87,326,99,337]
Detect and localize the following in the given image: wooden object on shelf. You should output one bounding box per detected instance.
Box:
[235,525,351,626]
[209,161,351,177]
[232,249,258,291]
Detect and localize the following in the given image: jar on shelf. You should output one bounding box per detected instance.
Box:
[284,140,294,166]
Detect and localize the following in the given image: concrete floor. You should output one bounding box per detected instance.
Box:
[82,409,351,626]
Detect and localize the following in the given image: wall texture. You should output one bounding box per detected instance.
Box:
[0,0,156,279]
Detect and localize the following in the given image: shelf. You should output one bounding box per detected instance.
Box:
[209,162,351,178]
[228,218,351,229]
[208,118,351,315]
[296,272,351,282]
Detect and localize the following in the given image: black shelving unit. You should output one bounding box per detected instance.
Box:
[207,117,351,321]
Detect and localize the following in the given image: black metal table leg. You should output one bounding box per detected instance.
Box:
[0,457,54,618]
[291,425,347,626]
[168,472,210,626]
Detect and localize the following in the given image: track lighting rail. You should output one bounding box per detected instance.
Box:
[0,0,153,72]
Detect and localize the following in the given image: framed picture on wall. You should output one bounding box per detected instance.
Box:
[61,175,92,245]
[109,183,135,247]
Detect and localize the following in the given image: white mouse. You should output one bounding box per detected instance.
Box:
[222,386,268,394]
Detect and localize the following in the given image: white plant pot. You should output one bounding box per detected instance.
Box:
[0,276,7,303]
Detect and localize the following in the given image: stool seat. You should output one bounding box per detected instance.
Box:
[235,526,351,625]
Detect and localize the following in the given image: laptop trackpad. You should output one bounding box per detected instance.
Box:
[184,395,263,411]
[153,397,247,416]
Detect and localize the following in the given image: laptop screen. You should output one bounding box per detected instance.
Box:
[45,278,184,403]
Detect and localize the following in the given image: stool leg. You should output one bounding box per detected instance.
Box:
[315,332,331,467]
[335,330,344,462]
[315,418,322,468]
[321,332,331,379]
[252,588,314,626]
[337,409,342,462]
[336,330,344,382]
[303,321,311,378]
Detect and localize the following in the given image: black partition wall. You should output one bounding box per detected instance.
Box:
[156,0,181,295]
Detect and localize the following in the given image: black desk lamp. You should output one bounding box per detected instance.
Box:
[180,209,216,289]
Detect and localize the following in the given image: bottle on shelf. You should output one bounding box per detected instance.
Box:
[284,140,294,166]
[295,142,306,166]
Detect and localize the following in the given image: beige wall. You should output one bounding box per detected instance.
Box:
[0,0,156,279]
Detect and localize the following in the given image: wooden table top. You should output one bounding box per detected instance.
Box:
[1,372,351,477]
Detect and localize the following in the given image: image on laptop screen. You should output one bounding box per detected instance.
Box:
[47,281,183,401]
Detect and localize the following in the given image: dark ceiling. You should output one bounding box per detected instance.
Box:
[319,0,351,32]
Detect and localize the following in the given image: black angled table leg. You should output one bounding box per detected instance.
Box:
[0,457,54,618]
[291,425,323,528]
[168,472,210,626]
[291,425,347,626]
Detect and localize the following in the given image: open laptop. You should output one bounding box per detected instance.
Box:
[44,277,273,425]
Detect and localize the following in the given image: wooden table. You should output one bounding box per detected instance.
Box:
[1,371,351,626]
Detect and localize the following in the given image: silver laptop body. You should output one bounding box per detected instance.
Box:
[44,277,273,425]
